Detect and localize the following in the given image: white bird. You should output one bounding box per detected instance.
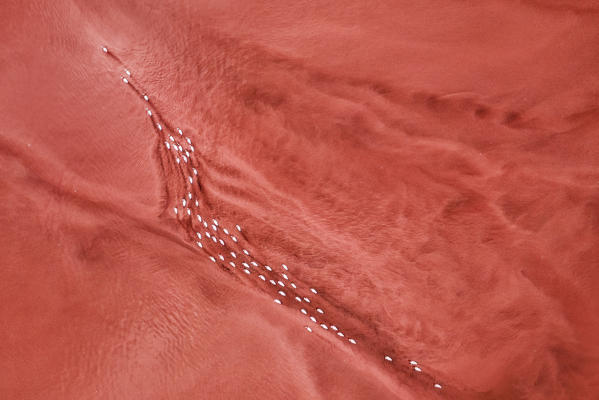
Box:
[274,299,281,304]
[349,339,356,344]
[102,46,108,53]
[434,384,442,389]
[385,356,392,362]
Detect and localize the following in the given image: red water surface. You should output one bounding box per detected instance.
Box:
[1,1,599,399]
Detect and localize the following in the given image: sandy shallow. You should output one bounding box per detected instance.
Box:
[1,1,599,399]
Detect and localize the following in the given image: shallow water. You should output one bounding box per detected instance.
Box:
[1,1,599,399]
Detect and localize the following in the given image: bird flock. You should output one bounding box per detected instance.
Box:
[102,45,444,393]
